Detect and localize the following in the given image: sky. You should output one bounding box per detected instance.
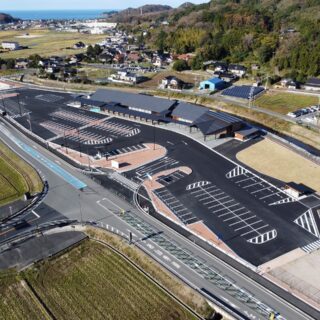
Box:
[1,0,209,10]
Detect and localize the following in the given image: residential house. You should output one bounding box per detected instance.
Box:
[177,53,194,62]
[108,70,145,84]
[113,53,125,64]
[160,76,184,90]
[213,62,228,73]
[15,58,28,69]
[228,64,247,77]
[213,71,238,83]
[127,51,141,63]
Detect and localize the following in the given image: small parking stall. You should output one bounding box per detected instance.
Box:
[154,187,198,225]
[156,170,188,186]
[226,166,294,206]
[49,109,105,126]
[186,181,277,244]
[134,157,180,182]
[59,129,113,146]
[40,120,77,136]
[35,94,64,103]
[92,119,140,138]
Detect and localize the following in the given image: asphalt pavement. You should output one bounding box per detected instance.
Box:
[0,118,318,320]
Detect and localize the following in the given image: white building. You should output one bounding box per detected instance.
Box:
[76,21,117,34]
[108,70,144,85]
[2,41,20,51]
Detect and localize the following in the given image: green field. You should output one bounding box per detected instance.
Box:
[0,29,106,59]
[23,240,196,320]
[0,141,43,206]
[255,92,319,114]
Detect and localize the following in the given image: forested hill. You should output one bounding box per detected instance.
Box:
[118,0,320,81]
[106,5,173,23]
[0,13,17,24]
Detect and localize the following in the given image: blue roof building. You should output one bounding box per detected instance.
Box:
[199,77,226,91]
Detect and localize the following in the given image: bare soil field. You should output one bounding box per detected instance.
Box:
[236,138,320,192]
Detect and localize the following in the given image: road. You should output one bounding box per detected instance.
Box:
[0,119,318,320]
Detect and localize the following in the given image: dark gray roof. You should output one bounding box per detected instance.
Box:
[194,111,243,135]
[171,102,208,122]
[91,89,175,113]
[305,78,320,87]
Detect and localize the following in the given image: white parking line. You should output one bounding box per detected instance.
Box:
[259,192,281,200]
[243,181,263,189]
[32,210,40,218]
[234,220,262,232]
[241,225,269,236]
[251,186,272,194]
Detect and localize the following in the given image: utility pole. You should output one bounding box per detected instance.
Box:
[248,86,255,109]
[64,131,68,154]
[27,113,32,132]
[153,121,156,150]
[77,129,82,157]
[16,93,22,117]
[79,193,83,225]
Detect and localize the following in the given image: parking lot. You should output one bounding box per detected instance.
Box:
[8,89,141,156]
[154,187,198,225]
[186,181,277,244]
[4,87,319,266]
[226,166,294,206]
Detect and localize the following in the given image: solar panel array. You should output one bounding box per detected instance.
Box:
[222,86,265,99]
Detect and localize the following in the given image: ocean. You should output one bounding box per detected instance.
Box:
[6,10,115,21]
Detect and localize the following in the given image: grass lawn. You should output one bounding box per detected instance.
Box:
[24,240,197,320]
[0,29,106,59]
[0,272,47,320]
[255,91,319,114]
[0,140,43,206]
[237,138,320,192]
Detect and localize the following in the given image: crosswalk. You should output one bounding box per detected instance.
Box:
[109,171,139,191]
[294,209,320,238]
[301,239,320,253]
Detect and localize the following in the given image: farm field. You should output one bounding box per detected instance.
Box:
[0,272,47,320]
[0,140,43,206]
[0,29,106,59]
[24,240,197,320]
[255,91,318,114]
[237,138,320,193]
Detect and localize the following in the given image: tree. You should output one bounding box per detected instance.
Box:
[257,45,274,64]
[190,54,203,70]
[172,59,189,71]
[28,54,42,68]
[155,30,168,53]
